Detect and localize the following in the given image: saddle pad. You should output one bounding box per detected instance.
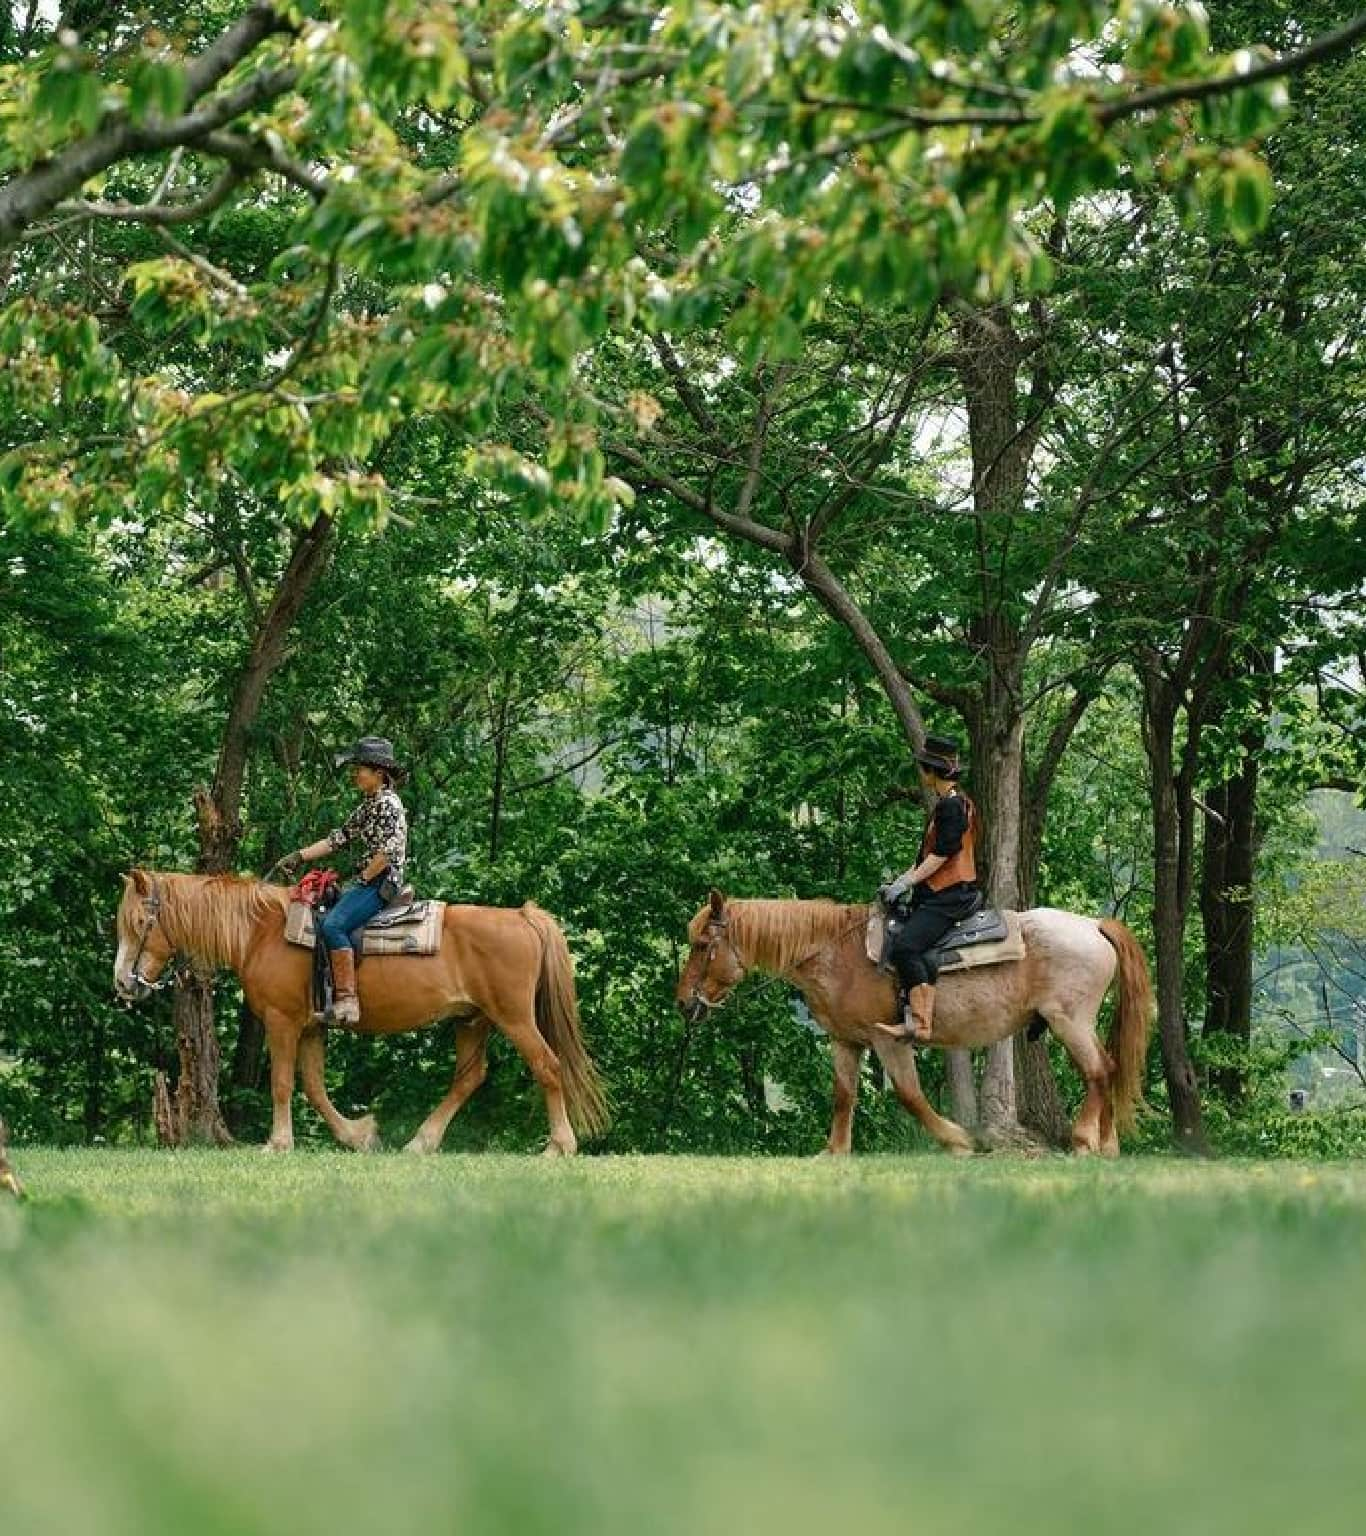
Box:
[866,906,1024,973]
[866,908,889,967]
[284,900,444,956]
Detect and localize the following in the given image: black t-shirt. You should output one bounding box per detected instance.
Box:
[928,792,968,856]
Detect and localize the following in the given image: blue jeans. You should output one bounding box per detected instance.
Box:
[318,879,385,952]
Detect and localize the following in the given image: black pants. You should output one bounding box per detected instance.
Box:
[887,884,982,988]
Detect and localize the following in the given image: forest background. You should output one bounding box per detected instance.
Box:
[1,0,1363,1156]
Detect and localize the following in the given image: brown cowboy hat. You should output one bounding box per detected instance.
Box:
[334,735,408,784]
[914,733,965,778]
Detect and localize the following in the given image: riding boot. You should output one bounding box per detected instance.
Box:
[328,948,361,1026]
[878,982,936,1044]
[908,982,936,1042]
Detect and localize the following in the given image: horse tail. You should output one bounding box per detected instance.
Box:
[1098,918,1155,1134]
[523,905,610,1139]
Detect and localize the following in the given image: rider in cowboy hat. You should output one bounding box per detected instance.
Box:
[877,733,982,1044]
[274,736,408,1026]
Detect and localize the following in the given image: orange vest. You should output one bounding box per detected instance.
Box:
[919,791,978,891]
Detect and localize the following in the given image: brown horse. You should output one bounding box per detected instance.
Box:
[113,871,608,1154]
[677,890,1153,1157]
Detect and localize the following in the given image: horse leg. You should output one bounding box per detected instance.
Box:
[820,1039,864,1156]
[404,1016,492,1155]
[1047,1016,1113,1155]
[498,1013,577,1156]
[297,1028,380,1152]
[870,1036,975,1156]
[262,1011,300,1152]
[1098,1089,1120,1159]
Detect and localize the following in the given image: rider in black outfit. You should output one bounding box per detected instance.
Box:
[878,734,982,1043]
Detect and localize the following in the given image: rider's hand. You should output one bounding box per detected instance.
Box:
[271,850,304,882]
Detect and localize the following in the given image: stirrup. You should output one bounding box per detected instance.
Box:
[874,1002,918,1044]
[874,989,931,1045]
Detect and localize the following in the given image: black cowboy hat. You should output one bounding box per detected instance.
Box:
[914,733,965,778]
[334,735,407,783]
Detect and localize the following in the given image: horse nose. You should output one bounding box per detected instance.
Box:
[116,972,147,1003]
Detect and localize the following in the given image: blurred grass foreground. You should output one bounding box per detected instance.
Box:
[2,1152,1364,1536]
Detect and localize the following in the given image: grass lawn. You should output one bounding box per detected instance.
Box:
[2,1151,1364,1535]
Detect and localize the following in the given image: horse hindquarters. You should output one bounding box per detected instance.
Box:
[1025,909,1150,1155]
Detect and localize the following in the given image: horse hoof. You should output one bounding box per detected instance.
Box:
[351,1114,381,1153]
[541,1140,576,1158]
[262,1138,293,1154]
[402,1134,435,1156]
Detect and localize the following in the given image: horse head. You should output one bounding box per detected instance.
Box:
[113,869,175,1003]
[677,888,747,1024]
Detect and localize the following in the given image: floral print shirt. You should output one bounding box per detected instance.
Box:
[327,788,407,882]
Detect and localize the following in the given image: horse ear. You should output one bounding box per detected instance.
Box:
[131,868,151,896]
[708,887,726,918]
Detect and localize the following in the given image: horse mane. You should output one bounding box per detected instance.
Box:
[127,872,287,967]
[726,898,867,974]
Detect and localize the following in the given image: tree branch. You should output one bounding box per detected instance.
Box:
[181,3,294,107]
[49,167,244,228]
[771,14,1366,182]
[651,332,724,444]
[1095,13,1366,124]
[1,26,296,248]
[199,130,328,200]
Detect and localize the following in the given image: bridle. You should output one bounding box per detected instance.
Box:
[686,914,742,1014]
[122,877,185,999]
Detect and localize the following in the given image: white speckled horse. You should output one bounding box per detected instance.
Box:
[677,890,1153,1157]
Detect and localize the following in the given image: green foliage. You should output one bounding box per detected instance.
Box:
[0,1,1308,531]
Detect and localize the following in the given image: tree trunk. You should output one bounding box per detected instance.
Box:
[1141,667,1208,1153]
[160,513,334,1146]
[964,685,1070,1146]
[954,306,1071,1149]
[946,1051,978,1131]
[161,789,238,1146]
[1200,734,1261,1101]
[170,973,234,1145]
